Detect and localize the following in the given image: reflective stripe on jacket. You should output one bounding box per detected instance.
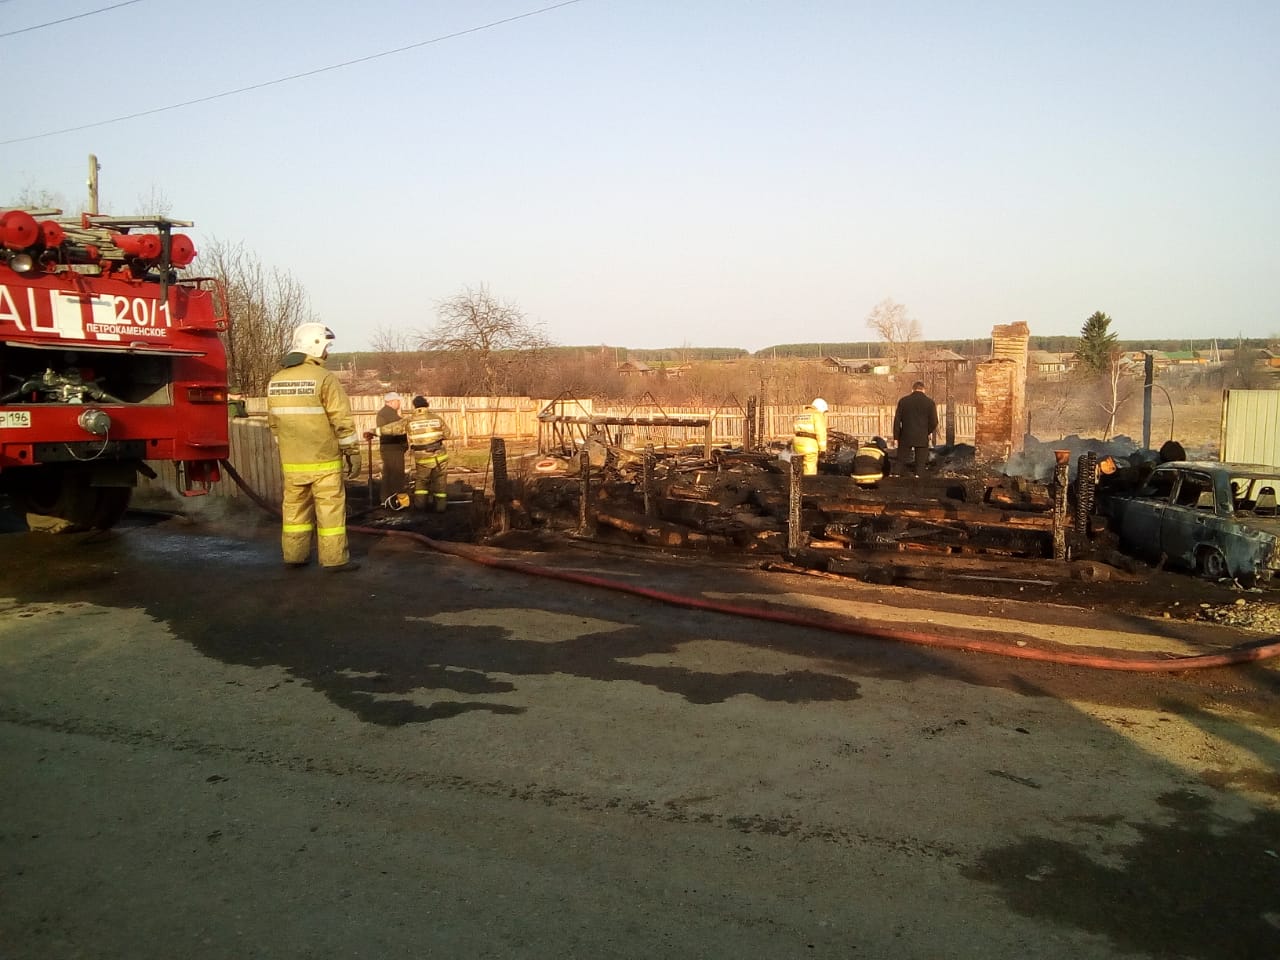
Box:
[266,357,357,468]
[852,446,887,481]
[376,405,407,445]
[406,409,451,448]
[792,407,828,452]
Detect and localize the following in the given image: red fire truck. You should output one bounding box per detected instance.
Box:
[0,207,229,529]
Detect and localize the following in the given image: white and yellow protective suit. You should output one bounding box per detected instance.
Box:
[267,354,358,567]
[792,403,829,477]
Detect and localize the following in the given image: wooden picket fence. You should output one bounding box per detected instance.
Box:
[591,401,975,451]
[245,394,976,448]
[136,417,281,504]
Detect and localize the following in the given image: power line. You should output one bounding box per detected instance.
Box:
[0,0,145,39]
[0,0,587,146]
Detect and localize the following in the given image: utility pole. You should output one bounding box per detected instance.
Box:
[87,154,100,215]
[1142,352,1154,450]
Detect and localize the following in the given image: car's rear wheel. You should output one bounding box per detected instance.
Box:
[1196,546,1229,581]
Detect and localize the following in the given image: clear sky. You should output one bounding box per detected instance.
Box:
[2,0,1277,353]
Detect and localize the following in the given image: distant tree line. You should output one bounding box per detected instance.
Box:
[617,347,750,362]
[736,337,1276,360]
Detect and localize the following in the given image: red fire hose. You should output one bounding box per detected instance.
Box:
[220,460,1280,674]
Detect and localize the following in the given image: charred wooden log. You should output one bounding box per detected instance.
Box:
[657,497,720,526]
[595,505,733,549]
[817,497,1056,529]
[985,476,1053,511]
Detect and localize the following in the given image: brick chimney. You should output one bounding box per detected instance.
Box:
[975,323,1030,464]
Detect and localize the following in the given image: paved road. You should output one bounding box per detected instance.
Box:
[2,507,1278,959]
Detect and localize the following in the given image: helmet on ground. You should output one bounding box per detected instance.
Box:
[811,397,828,413]
[412,395,428,408]
[290,322,335,359]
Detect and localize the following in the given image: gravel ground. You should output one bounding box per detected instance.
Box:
[1197,599,1280,632]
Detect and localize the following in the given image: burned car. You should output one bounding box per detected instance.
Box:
[1101,461,1280,585]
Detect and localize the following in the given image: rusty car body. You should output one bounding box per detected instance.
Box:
[1102,461,1280,585]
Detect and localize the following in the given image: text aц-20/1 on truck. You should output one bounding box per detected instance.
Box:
[0,208,230,529]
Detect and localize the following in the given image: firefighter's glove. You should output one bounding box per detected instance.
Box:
[344,449,362,478]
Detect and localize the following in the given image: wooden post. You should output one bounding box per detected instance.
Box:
[945,362,956,447]
[577,449,595,536]
[787,454,805,557]
[87,154,100,215]
[1052,449,1070,560]
[745,396,757,451]
[1076,453,1096,534]
[704,412,713,460]
[490,436,510,504]
[1142,352,1154,451]
[643,444,656,518]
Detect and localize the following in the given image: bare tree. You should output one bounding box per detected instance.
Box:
[420,285,553,396]
[368,324,419,391]
[7,184,67,211]
[132,184,174,217]
[1097,349,1136,441]
[203,239,316,395]
[9,175,174,218]
[1028,376,1078,440]
[865,298,921,370]
[540,348,625,399]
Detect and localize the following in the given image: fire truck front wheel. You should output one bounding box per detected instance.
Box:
[16,467,133,532]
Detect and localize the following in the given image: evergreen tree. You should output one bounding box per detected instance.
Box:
[1076,311,1118,375]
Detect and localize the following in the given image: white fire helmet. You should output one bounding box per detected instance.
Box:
[811,397,829,413]
[290,322,335,359]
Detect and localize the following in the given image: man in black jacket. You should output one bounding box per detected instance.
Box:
[367,392,405,498]
[893,381,938,477]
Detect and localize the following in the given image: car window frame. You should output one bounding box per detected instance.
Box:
[1178,470,1220,513]
[1140,465,1179,503]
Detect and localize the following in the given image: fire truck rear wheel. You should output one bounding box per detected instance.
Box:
[18,468,132,532]
[88,487,132,529]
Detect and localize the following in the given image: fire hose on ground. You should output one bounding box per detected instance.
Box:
[217,459,1280,674]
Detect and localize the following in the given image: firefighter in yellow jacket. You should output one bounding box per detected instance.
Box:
[266,323,361,572]
[792,397,829,476]
[401,396,452,512]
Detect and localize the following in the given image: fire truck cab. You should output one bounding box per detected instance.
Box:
[0,207,230,530]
